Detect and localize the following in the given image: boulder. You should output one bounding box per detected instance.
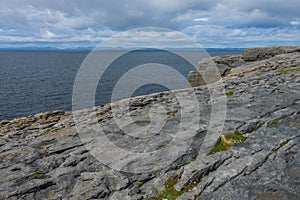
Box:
[188,70,205,87]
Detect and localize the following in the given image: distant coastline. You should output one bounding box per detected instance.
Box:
[0,47,245,51]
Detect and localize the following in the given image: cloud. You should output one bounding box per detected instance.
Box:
[291,20,300,26]
[0,0,299,48]
[193,18,209,22]
[182,25,300,47]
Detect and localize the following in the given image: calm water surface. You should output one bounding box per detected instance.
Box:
[0,50,242,120]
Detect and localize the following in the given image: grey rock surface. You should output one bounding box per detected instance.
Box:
[189,46,300,87]
[0,46,299,199]
[242,46,300,61]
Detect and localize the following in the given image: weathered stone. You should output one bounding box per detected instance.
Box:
[0,47,300,199]
[188,70,205,87]
[0,120,10,125]
[212,55,246,68]
[189,46,300,87]
[128,186,141,196]
[242,46,300,61]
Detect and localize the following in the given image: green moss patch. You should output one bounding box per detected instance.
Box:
[150,178,197,200]
[38,127,63,137]
[31,171,45,178]
[279,139,291,148]
[226,90,234,97]
[209,130,247,155]
[271,119,279,125]
[277,67,300,74]
[133,181,143,186]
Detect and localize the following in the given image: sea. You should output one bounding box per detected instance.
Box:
[0,49,242,120]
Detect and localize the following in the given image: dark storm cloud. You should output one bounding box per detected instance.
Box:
[0,0,299,48]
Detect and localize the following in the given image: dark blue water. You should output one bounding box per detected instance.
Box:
[0,50,242,120]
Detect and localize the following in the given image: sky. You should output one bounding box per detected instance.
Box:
[0,0,300,49]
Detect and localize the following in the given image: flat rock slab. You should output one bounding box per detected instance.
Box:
[0,47,299,199]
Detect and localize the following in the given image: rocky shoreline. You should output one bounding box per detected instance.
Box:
[0,46,300,199]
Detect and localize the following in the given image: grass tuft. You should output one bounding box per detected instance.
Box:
[277,67,300,74]
[150,178,197,200]
[133,181,143,187]
[209,130,247,155]
[226,90,234,97]
[270,119,279,125]
[38,127,63,137]
[279,139,291,148]
[31,171,45,178]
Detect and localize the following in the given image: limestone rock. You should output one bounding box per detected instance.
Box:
[242,46,300,61]
[0,47,300,199]
[189,46,300,87]
[188,70,205,87]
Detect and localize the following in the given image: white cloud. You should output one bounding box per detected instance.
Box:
[44,30,55,39]
[291,20,300,26]
[193,18,209,22]
[0,0,299,48]
[182,25,300,47]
